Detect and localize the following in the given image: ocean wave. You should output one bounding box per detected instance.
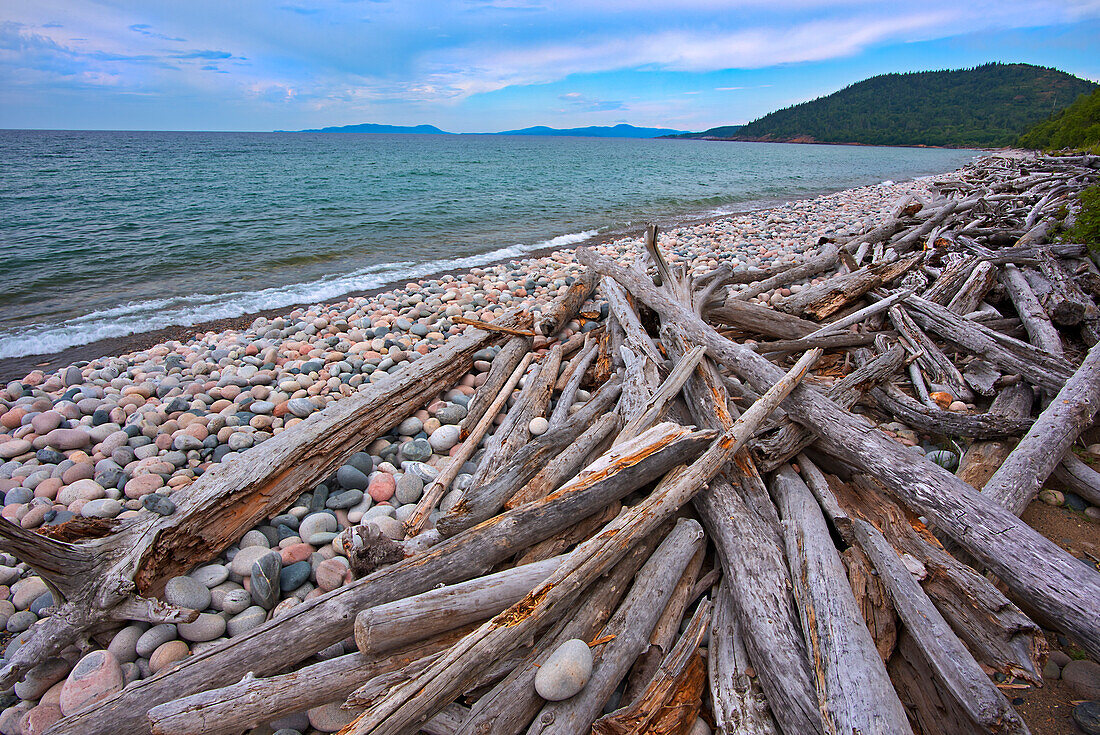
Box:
[0,229,599,360]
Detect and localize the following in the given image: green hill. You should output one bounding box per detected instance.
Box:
[1019,87,1100,152]
[684,63,1096,148]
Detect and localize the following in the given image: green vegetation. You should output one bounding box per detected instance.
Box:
[1066,185,1100,249]
[681,63,1096,148]
[1018,88,1100,153]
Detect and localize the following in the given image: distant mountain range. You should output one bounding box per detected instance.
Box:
[292,122,687,138]
[671,63,1097,148]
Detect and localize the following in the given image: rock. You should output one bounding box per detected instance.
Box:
[1038,488,1065,506]
[177,613,226,643]
[925,450,958,470]
[0,440,31,459]
[327,489,364,509]
[297,512,338,543]
[7,610,37,633]
[347,452,374,476]
[401,438,432,463]
[534,639,592,701]
[368,515,404,541]
[229,545,274,577]
[286,398,317,418]
[308,702,360,732]
[1073,701,1100,735]
[59,650,124,715]
[690,717,712,735]
[220,588,252,615]
[529,417,549,436]
[80,498,122,518]
[142,493,176,515]
[164,576,212,611]
[315,558,348,592]
[239,529,270,548]
[397,417,423,436]
[1063,660,1100,700]
[395,473,424,504]
[107,624,145,664]
[1051,650,1073,667]
[280,560,311,591]
[1065,491,1089,511]
[136,624,177,658]
[227,606,268,637]
[149,640,191,674]
[43,428,91,451]
[1042,658,1061,679]
[251,552,283,609]
[14,658,70,701]
[20,703,63,735]
[368,473,396,502]
[428,425,459,453]
[191,564,229,589]
[337,464,369,491]
[12,577,48,611]
[435,403,467,425]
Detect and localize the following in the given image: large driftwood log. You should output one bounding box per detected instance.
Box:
[49,422,712,735]
[851,519,1029,735]
[1000,265,1064,358]
[579,246,1100,661]
[982,340,1100,515]
[353,556,563,656]
[537,268,598,337]
[707,581,779,735]
[777,253,921,320]
[505,413,620,509]
[525,519,705,735]
[0,312,530,691]
[869,383,1032,439]
[592,598,713,735]
[772,465,911,734]
[1051,452,1100,507]
[946,260,997,315]
[707,296,818,340]
[888,305,971,401]
[460,336,532,439]
[454,529,663,735]
[733,244,839,302]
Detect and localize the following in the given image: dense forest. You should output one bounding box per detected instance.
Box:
[1018,87,1100,151]
[678,64,1096,148]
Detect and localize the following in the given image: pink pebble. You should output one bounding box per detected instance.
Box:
[368,473,396,502]
[280,543,314,565]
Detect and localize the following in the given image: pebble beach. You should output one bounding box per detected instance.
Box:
[1,162,1068,734]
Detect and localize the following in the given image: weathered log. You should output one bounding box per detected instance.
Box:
[50,422,712,735]
[888,631,988,735]
[436,377,621,536]
[537,268,598,337]
[946,260,998,315]
[614,345,705,445]
[579,246,1100,662]
[147,633,466,735]
[904,295,1073,393]
[525,518,706,735]
[733,244,839,302]
[707,581,780,735]
[841,543,898,663]
[504,413,621,510]
[513,501,622,566]
[707,297,818,340]
[602,276,664,368]
[802,288,912,341]
[963,358,1001,397]
[0,313,529,692]
[924,254,981,305]
[405,351,535,536]
[956,384,1034,490]
[753,331,884,355]
[830,474,1044,684]
[772,465,911,734]
[336,460,712,735]
[548,341,599,426]
[851,519,1029,735]
[869,382,1032,439]
[454,529,663,735]
[460,336,532,439]
[1000,264,1064,358]
[1035,250,1089,326]
[888,305,971,402]
[353,555,563,656]
[982,340,1100,515]
[1051,452,1100,507]
[592,598,713,735]
[777,252,921,320]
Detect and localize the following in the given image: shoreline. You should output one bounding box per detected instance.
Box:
[0,183,880,384]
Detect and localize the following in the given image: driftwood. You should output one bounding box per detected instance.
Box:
[1050,452,1100,507]
[537,268,598,337]
[592,598,713,735]
[733,244,839,302]
[777,253,921,320]
[707,581,779,735]
[772,465,911,734]
[946,260,998,315]
[708,296,818,339]
[51,422,712,735]
[956,384,1035,490]
[851,519,1029,735]
[869,383,1032,439]
[1000,264,1064,357]
[579,245,1100,661]
[982,340,1100,515]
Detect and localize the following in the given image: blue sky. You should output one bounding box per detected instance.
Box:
[2,1,1098,132]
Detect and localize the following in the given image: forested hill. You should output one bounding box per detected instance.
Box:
[682,64,1096,148]
[1019,87,1100,152]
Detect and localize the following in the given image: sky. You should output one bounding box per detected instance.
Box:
[1,1,1099,133]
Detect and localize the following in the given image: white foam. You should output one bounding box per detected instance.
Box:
[0,230,600,360]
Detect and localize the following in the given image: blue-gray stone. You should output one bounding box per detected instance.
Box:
[301,359,325,374]
[401,438,433,463]
[279,561,311,592]
[250,552,282,610]
[36,449,65,464]
[143,494,176,516]
[435,404,467,425]
[4,487,32,505]
[336,465,368,491]
[271,514,299,529]
[44,510,75,526]
[310,485,329,513]
[165,397,190,413]
[1065,492,1089,511]
[925,450,958,470]
[327,489,364,509]
[29,591,54,615]
[347,452,373,476]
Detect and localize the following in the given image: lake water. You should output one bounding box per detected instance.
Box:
[0,130,978,358]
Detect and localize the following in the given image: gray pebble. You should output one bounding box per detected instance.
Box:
[164,576,212,611]
[534,639,592,700]
[227,605,268,637]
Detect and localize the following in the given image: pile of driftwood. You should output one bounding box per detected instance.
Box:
[4,151,1100,735]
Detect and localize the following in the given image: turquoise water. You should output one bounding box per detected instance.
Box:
[0,131,977,358]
